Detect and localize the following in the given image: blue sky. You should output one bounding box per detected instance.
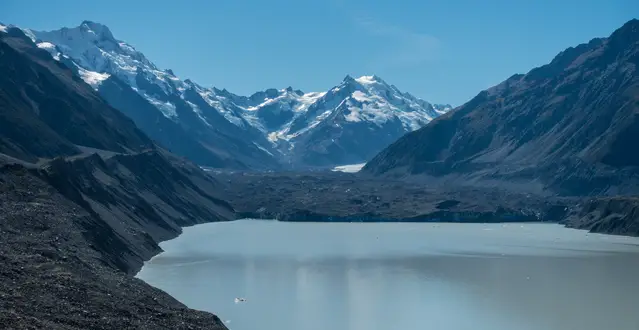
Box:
[2,0,636,105]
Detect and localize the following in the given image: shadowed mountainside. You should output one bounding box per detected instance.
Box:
[0,27,153,163]
[96,75,249,169]
[362,19,639,197]
[37,150,234,274]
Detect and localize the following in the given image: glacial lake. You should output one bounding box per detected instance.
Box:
[137,220,639,330]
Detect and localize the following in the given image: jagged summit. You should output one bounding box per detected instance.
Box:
[618,18,639,31]
[342,74,356,82]
[356,74,383,84]
[79,20,115,41]
[608,18,639,46]
[340,74,380,83]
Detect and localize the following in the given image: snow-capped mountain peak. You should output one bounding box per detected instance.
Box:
[264,74,447,154]
[79,20,116,42]
[355,74,383,85]
[26,22,178,106]
[23,21,450,168]
[313,74,442,128]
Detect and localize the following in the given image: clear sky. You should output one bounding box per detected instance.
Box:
[2,0,636,105]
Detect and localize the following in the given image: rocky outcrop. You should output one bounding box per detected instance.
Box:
[563,196,639,236]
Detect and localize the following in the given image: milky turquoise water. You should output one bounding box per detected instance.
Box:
[137,220,639,330]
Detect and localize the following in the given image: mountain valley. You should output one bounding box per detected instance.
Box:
[1,14,639,330]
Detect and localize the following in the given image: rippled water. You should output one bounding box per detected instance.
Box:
[137,220,639,330]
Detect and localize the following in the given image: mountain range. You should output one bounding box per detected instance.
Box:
[363,19,639,196]
[21,21,450,169]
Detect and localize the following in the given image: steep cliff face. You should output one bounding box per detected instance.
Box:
[363,19,639,196]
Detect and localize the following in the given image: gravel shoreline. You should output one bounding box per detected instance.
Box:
[0,164,229,329]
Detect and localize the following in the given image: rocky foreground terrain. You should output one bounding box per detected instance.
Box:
[0,158,230,330]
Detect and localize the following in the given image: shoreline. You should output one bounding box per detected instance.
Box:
[0,160,231,329]
[134,219,639,323]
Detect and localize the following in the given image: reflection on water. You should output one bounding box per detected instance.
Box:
[137,221,639,330]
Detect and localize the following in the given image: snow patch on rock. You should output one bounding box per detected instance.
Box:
[332,163,366,173]
[78,68,110,88]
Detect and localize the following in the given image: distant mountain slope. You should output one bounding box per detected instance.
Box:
[363,19,639,196]
[0,26,153,162]
[25,21,278,169]
[26,21,450,168]
[279,75,450,166]
[96,75,245,168]
[207,74,451,167]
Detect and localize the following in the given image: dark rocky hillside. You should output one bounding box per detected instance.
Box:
[0,27,153,163]
[36,150,235,274]
[0,162,230,329]
[563,196,639,236]
[363,19,639,197]
[0,26,229,329]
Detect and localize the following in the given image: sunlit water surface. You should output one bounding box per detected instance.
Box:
[137,220,639,330]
